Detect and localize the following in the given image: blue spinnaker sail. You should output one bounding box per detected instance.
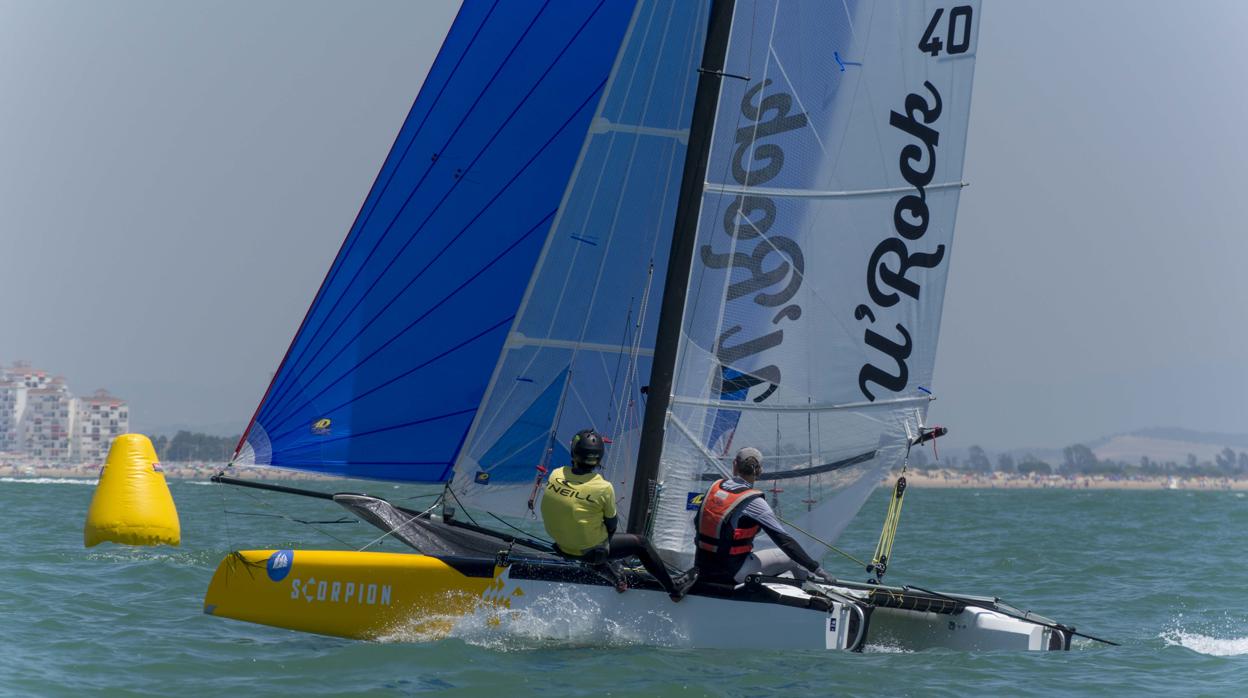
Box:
[235,0,636,482]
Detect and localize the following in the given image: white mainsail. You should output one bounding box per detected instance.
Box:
[649,0,981,562]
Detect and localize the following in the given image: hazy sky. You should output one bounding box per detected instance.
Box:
[2,1,1246,450]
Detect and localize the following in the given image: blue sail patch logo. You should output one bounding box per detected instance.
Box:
[686,492,705,511]
[311,418,332,435]
[267,549,294,582]
[474,471,491,484]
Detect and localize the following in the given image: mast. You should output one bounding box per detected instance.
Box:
[628,0,736,534]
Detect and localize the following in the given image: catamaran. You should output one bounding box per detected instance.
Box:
[204,0,1098,651]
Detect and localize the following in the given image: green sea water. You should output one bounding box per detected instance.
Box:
[2,477,1246,696]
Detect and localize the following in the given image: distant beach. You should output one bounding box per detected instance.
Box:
[0,460,330,482]
[1,460,1245,491]
[902,469,1248,491]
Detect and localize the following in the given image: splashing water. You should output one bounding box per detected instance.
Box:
[863,641,913,654]
[378,584,687,650]
[1161,631,1248,657]
[1161,614,1248,656]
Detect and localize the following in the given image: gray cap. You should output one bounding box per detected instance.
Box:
[734,447,763,470]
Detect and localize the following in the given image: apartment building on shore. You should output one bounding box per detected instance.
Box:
[0,361,129,463]
[75,389,129,462]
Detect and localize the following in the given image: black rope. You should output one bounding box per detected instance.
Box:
[224,510,356,525]
[396,493,443,502]
[487,511,554,547]
[443,484,481,527]
[228,485,358,548]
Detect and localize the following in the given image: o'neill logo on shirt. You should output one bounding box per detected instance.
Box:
[547,477,594,502]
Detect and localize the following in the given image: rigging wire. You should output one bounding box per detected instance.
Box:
[775,513,869,570]
[487,511,554,547]
[355,496,445,552]
[395,493,443,502]
[604,299,635,429]
[217,465,235,553]
[227,483,359,549]
[224,511,356,525]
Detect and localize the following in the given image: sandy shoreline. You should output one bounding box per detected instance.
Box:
[901,470,1248,491]
[0,462,333,482]
[1,462,1245,491]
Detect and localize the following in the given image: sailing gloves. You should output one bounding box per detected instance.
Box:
[810,566,834,584]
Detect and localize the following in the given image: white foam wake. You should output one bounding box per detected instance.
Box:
[0,477,96,485]
[1161,630,1248,656]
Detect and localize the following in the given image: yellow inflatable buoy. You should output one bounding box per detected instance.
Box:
[84,433,181,547]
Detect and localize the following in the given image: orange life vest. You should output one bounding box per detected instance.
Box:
[695,479,762,557]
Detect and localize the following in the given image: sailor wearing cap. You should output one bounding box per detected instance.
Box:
[693,447,832,585]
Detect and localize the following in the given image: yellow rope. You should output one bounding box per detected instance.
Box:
[871,456,910,580]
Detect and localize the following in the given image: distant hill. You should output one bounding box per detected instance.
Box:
[141,421,243,438]
[937,427,1248,468]
[1124,427,1248,450]
[1090,427,1248,465]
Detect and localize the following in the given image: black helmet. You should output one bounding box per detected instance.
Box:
[570,429,605,468]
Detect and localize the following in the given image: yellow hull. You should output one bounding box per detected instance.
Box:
[203,550,505,640]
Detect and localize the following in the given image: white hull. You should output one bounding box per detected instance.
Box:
[486,566,1063,652]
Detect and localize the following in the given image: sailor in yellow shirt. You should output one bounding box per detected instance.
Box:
[541,429,696,601]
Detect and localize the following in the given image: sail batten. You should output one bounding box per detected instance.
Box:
[670,395,931,413]
[702,181,966,199]
[590,117,690,143]
[504,334,657,357]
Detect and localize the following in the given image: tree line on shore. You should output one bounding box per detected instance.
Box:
[908,443,1248,478]
[151,431,241,462]
[149,430,1248,480]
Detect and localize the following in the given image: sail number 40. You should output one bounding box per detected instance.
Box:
[919,6,973,56]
